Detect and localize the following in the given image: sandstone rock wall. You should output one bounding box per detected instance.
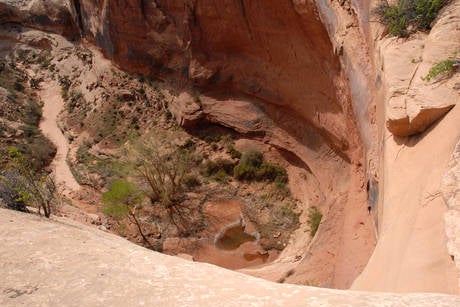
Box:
[69,0,373,289]
[0,0,459,294]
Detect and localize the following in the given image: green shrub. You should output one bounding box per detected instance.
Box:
[13,80,24,92]
[233,163,258,181]
[256,162,288,184]
[240,149,263,168]
[102,180,143,219]
[422,59,456,81]
[233,150,287,184]
[23,100,42,126]
[307,207,322,237]
[381,2,410,37]
[201,158,234,177]
[220,134,233,144]
[226,145,242,159]
[215,159,235,174]
[201,160,218,176]
[182,138,195,149]
[2,147,59,218]
[212,169,229,182]
[414,0,448,29]
[183,174,201,188]
[58,75,71,101]
[376,0,449,37]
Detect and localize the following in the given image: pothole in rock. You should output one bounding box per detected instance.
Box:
[166,199,279,270]
[215,220,257,250]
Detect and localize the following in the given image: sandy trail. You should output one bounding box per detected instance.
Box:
[39,80,80,194]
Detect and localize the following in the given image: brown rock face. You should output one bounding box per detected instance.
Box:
[0,0,373,289]
[0,0,79,39]
[75,0,356,157]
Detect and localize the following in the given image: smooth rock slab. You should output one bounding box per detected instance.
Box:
[0,208,459,307]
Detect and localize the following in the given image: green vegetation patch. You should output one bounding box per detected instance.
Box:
[307,206,323,237]
[422,58,457,81]
[233,149,288,185]
[375,0,449,37]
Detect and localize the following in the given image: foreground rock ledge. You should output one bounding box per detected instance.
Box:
[0,209,458,307]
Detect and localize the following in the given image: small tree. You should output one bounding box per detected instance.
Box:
[1,147,60,218]
[102,180,154,248]
[134,142,192,207]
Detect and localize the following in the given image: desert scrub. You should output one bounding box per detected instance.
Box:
[58,75,71,100]
[226,145,242,159]
[375,0,449,37]
[201,158,235,178]
[307,206,322,237]
[233,149,288,184]
[422,58,457,81]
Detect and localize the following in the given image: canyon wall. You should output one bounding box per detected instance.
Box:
[0,0,459,293]
[72,0,375,289]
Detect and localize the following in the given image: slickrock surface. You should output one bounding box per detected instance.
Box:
[0,208,459,307]
[443,140,460,288]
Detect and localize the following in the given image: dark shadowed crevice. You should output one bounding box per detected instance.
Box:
[72,0,84,36]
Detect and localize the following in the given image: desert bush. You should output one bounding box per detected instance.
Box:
[233,150,287,184]
[272,204,300,228]
[182,138,196,150]
[240,149,263,168]
[17,124,56,171]
[67,91,85,113]
[102,180,155,248]
[256,162,288,184]
[29,77,43,89]
[422,58,457,81]
[183,174,201,188]
[226,145,242,159]
[13,79,24,92]
[23,100,42,126]
[58,75,71,100]
[1,147,60,217]
[24,134,56,171]
[0,170,28,212]
[307,206,322,237]
[375,0,449,37]
[201,158,234,177]
[135,143,192,206]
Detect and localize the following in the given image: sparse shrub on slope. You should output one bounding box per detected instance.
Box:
[307,206,322,237]
[102,180,155,248]
[422,58,458,81]
[233,149,288,185]
[1,147,60,218]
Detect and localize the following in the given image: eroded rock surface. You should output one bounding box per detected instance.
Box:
[380,2,460,136]
[443,140,460,288]
[0,0,459,296]
[1,209,459,307]
[0,0,78,39]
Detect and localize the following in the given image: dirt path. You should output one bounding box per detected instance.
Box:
[39,80,80,194]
